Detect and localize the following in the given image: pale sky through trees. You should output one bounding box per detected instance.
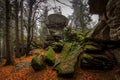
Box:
[48,0,99,27]
[48,0,73,17]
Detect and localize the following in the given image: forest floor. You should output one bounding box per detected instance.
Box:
[0,49,120,80]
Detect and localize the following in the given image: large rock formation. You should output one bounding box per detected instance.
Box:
[106,0,120,41]
[46,14,68,31]
[80,0,120,69]
[89,0,120,42]
[80,40,115,70]
[88,0,109,41]
[44,14,68,49]
[88,0,109,15]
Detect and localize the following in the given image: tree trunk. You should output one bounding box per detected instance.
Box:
[72,0,88,30]
[0,37,1,58]
[15,0,20,58]
[3,34,6,58]
[5,0,14,65]
[20,0,24,56]
[26,3,32,56]
[0,27,2,58]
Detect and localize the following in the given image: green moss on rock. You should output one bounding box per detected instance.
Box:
[44,47,56,66]
[82,53,94,59]
[83,44,102,53]
[58,43,73,60]
[80,53,114,70]
[54,44,81,77]
[31,55,45,71]
[54,43,79,68]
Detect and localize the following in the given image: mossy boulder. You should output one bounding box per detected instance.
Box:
[31,55,45,71]
[44,47,56,66]
[54,43,78,67]
[53,43,72,66]
[53,43,73,69]
[54,43,81,77]
[80,53,114,70]
[61,43,72,55]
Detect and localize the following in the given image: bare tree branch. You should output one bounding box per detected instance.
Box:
[55,0,72,8]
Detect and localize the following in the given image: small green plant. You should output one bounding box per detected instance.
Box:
[63,26,92,43]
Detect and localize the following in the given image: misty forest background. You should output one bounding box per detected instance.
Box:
[0,0,94,65]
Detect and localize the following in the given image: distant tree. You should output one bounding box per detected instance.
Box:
[5,0,15,65]
[14,0,20,57]
[24,0,50,54]
[0,28,2,58]
[71,0,91,30]
[0,0,6,58]
[55,0,91,30]
[26,0,36,56]
[20,0,24,55]
[26,0,43,55]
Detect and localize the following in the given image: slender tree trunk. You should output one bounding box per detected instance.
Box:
[0,27,2,58]
[26,4,32,56]
[15,0,20,58]
[5,0,14,65]
[0,40,4,58]
[0,37,1,58]
[20,0,24,56]
[3,33,6,58]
